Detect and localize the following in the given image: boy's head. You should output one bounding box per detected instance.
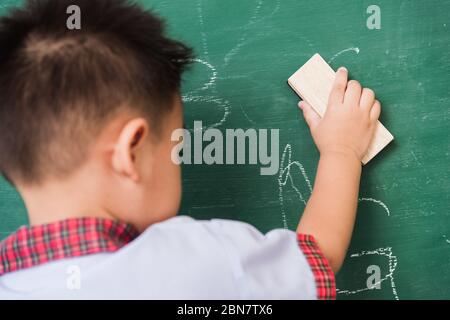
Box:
[0,0,193,230]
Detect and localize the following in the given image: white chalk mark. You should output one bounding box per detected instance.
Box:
[196,0,209,59]
[278,144,313,229]
[192,58,217,91]
[253,0,263,19]
[337,247,399,300]
[218,75,249,81]
[241,0,281,29]
[250,0,264,23]
[359,197,391,216]
[443,235,450,244]
[181,95,231,130]
[224,0,264,66]
[224,41,248,66]
[410,151,422,166]
[238,104,256,125]
[222,0,282,123]
[328,47,360,64]
[182,57,231,129]
[270,0,281,16]
[277,144,391,228]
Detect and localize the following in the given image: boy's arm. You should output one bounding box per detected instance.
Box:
[296,67,381,273]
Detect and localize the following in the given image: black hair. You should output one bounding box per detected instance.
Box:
[0,0,193,184]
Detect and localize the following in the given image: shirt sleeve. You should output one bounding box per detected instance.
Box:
[209,219,335,300]
[297,234,336,300]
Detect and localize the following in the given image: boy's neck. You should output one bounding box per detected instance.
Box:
[19,167,116,226]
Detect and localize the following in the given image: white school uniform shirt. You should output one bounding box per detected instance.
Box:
[0,216,332,299]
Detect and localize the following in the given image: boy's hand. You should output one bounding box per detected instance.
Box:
[299,67,381,162]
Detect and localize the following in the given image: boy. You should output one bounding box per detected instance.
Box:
[0,0,380,299]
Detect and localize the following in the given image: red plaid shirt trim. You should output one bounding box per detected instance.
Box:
[297,234,336,300]
[0,217,139,276]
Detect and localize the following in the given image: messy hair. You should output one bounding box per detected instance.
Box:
[0,0,193,185]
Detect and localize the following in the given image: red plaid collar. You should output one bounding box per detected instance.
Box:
[0,217,139,276]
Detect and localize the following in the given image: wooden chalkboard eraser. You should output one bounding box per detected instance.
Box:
[288,53,394,164]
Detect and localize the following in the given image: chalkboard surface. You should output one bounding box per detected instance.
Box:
[0,0,449,299]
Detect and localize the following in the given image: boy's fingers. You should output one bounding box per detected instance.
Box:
[360,88,375,112]
[344,80,362,106]
[299,101,320,129]
[370,100,381,121]
[328,67,348,106]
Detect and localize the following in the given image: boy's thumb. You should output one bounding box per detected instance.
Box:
[298,101,320,130]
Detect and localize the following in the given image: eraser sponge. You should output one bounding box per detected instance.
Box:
[288,53,393,164]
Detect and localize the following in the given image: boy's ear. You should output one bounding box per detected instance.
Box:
[112,118,149,182]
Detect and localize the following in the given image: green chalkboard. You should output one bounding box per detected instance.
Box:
[0,0,449,299]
